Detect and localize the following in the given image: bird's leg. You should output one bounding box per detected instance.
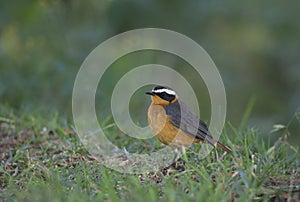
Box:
[215,147,219,161]
[164,148,179,169]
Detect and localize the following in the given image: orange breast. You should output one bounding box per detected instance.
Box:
[148,104,201,148]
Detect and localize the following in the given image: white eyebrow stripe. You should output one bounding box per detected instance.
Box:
[152,88,176,95]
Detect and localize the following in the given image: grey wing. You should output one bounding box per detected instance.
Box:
[165,100,215,146]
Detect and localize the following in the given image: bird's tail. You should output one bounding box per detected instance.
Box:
[205,135,232,153]
[216,141,232,153]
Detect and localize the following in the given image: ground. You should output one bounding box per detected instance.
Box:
[0,112,299,202]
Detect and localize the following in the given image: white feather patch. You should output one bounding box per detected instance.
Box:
[152,88,176,95]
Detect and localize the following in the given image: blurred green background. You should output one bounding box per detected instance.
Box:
[0,1,299,145]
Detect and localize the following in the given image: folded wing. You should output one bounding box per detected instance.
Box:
[165,100,216,146]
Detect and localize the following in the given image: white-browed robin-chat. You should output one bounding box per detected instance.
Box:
[146,85,232,155]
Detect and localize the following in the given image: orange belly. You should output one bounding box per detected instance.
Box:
[148,104,201,148]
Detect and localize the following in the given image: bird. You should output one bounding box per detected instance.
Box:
[146,85,232,163]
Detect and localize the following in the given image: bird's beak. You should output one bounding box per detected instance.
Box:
[145,91,155,96]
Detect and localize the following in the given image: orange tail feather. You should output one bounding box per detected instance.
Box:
[216,141,232,153]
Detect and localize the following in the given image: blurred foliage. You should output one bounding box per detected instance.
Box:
[0,0,299,144]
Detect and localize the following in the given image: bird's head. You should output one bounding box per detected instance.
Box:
[146,85,178,105]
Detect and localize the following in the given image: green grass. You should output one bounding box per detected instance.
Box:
[0,109,299,202]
